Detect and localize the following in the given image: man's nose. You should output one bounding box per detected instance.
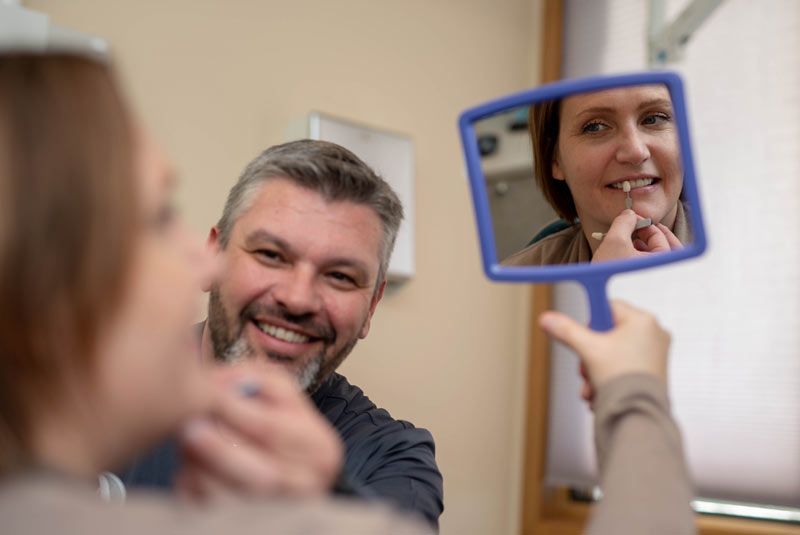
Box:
[616,127,650,165]
[272,267,322,316]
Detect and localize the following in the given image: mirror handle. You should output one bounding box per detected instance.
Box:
[582,275,613,332]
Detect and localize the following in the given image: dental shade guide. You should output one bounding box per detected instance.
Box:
[624,180,632,210]
[592,218,654,241]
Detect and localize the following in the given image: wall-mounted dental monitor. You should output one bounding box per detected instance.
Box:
[459,71,706,330]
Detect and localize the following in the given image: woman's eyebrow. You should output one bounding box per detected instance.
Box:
[574,106,615,117]
[574,98,674,118]
[637,98,673,110]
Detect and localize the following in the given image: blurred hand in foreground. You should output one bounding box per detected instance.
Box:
[175,362,343,502]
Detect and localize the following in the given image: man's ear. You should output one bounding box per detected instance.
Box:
[359,279,386,339]
[202,227,222,292]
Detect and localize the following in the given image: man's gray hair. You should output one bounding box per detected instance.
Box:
[217,139,404,286]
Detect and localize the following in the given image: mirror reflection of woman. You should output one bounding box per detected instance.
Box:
[503,84,691,266]
[0,53,427,534]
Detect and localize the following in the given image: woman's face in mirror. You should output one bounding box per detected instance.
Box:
[92,129,217,459]
[552,85,682,235]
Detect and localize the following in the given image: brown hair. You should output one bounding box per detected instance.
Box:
[0,54,136,471]
[530,99,578,222]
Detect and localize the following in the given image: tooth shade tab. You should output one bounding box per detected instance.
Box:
[256,322,310,344]
[622,180,631,192]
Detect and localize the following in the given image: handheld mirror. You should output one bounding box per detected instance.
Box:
[459,71,706,330]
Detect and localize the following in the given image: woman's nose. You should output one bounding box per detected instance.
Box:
[616,128,650,165]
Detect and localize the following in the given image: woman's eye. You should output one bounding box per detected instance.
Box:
[642,113,670,126]
[581,121,608,134]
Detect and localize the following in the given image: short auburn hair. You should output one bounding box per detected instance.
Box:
[0,54,136,471]
[529,98,579,222]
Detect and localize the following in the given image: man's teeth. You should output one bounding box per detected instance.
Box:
[611,177,654,189]
[256,322,310,343]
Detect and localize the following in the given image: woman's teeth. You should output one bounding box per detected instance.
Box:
[256,322,310,343]
[611,177,655,189]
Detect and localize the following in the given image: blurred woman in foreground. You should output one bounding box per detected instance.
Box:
[0,53,424,534]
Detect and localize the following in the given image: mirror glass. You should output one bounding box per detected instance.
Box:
[472,82,695,267]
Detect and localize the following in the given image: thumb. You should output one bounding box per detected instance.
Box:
[539,310,596,356]
[604,210,639,242]
[635,225,670,253]
[608,299,640,324]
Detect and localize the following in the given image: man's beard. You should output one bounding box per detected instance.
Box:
[207,286,361,392]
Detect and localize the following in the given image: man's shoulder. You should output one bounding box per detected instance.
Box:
[312,372,370,407]
[312,373,432,447]
[312,373,441,515]
[312,373,399,430]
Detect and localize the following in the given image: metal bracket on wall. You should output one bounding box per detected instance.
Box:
[649,0,725,66]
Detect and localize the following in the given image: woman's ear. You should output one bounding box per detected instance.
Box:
[552,155,566,181]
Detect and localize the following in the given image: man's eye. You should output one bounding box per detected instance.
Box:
[256,249,283,262]
[328,271,356,286]
[642,113,670,126]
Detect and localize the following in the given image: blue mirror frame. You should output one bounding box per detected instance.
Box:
[458,71,707,330]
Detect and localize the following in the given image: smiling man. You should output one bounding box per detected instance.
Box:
[122,140,443,528]
[205,169,386,394]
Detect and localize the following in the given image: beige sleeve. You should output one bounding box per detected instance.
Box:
[0,477,435,535]
[585,374,696,535]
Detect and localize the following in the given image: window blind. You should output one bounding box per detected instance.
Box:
[545,0,800,510]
